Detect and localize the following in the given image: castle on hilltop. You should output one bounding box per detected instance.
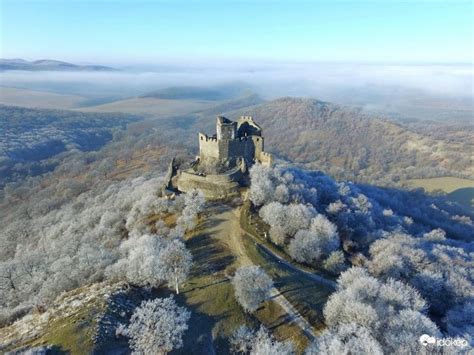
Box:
[163,116,272,199]
[198,115,272,167]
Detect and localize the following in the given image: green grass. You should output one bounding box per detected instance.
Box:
[21,288,107,354]
[404,176,474,194]
[242,236,332,334]
[37,307,98,353]
[403,176,474,209]
[240,200,335,334]
[180,211,309,354]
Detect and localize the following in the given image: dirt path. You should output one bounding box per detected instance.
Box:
[206,203,317,340]
[205,203,252,266]
[250,237,337,289]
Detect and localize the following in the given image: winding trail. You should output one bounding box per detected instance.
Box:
[206,203,318,340]
[246,233,338,289]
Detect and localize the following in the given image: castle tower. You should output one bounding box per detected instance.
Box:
[175,115,272,198]
[216,116,237,140]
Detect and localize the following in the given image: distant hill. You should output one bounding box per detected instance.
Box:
[214,97,473,185]
[0,58,118,71]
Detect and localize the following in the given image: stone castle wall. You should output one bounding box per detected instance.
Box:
[177,163,244,199]
[176,115,271,199]
[259,151,272,166]
[199,133,266,164]
[199,133,219,159]
[216,119,237,140]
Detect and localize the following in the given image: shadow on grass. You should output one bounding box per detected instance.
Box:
[448,187,474,211]
[173,294,234,355]
[183,278,229,294]
[188,233,235,276]
[268,314,294,331]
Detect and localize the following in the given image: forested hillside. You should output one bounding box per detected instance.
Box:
[0,105,141,186]
[218,98,473,185]
[248,164,473,351]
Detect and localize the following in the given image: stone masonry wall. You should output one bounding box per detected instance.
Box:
[199,133,219,160]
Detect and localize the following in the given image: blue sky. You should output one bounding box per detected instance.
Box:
[1,0,472,64]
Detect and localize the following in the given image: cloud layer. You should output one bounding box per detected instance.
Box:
[1,62,472,103]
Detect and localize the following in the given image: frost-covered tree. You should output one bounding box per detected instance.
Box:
[230,325,256,354]
[445,302,474,346]
[158,239,193,294]
[183,188,206,214]
[0,173,202,326]
[305,323,383,355]
[323,250,347,274]
[249,164,276,206]
[322,267,441,354]
[122,296,190,354]
[232,265,274,313]
[288,214,340,266]
[177,189,205,232]
[251,326,294,355]
[367,231,474,321]
[230,325,294,355]
[106,234,166,288]
[259,202,315,245]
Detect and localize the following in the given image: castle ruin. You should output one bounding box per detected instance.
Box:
[164,116,272,199]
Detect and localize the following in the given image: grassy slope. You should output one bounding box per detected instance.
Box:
[180,206,309,353]
[0,283,118,354]
[403,176,474,193]
[240,200,335,332]
[2,200,329,354]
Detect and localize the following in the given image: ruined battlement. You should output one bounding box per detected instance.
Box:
[169,115,272,199]
[198,133,218,142]
[259,151,273,166]
[198,116,270,166]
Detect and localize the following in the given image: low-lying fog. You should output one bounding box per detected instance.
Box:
[1,62,473,113]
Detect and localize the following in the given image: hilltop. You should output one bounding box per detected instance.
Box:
[0,89,472,206]
[0,98,472,353]
[211,97,473,185]
[0,58,118,72]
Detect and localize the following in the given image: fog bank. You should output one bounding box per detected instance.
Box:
[1,62,472,105]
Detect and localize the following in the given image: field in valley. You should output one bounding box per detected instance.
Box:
[78,97,215,116]
[403,176,474,208]
[0,87,85,109]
